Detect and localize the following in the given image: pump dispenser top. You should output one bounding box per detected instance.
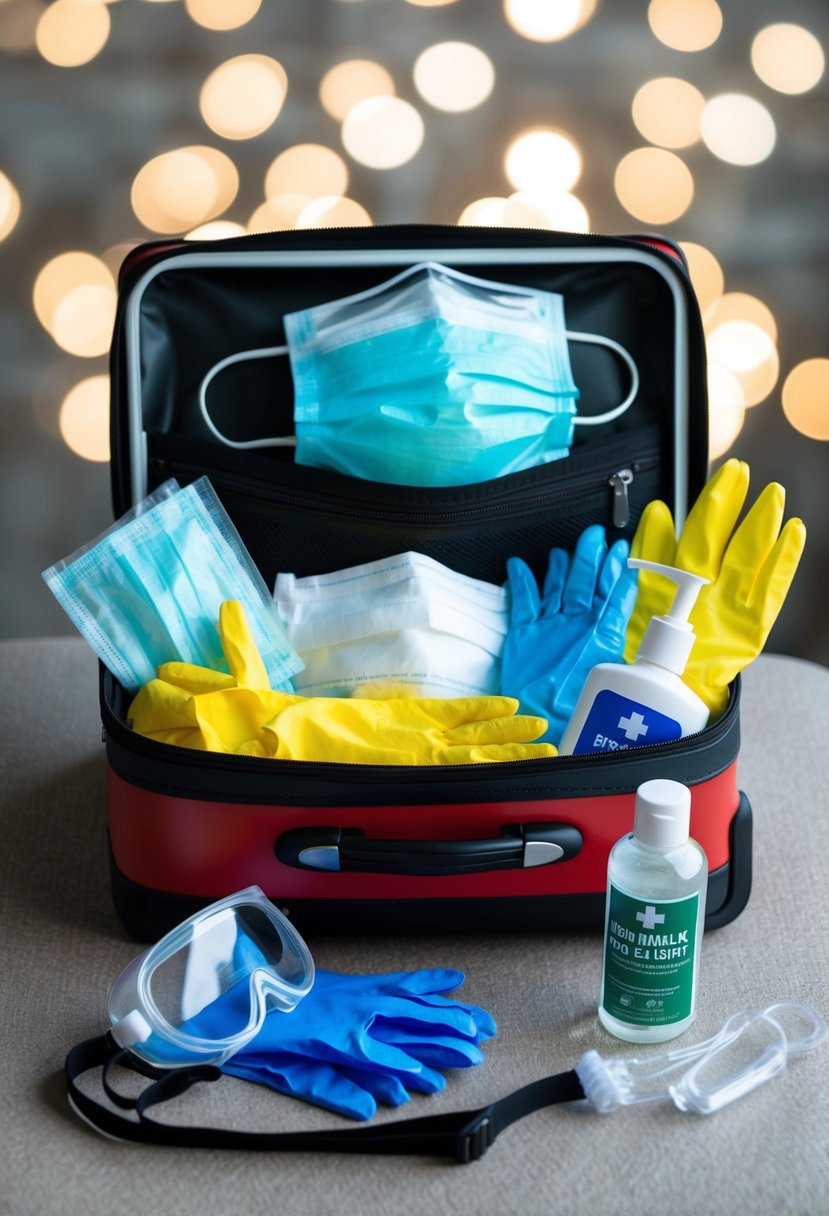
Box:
[628,559,710,676]
[558,558,711,757]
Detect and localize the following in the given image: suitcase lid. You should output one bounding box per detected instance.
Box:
[109,223,708,523]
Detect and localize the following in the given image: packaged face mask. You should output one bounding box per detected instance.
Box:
[199,262,640,487]
[275,552,508,699]
[43,477,303,693]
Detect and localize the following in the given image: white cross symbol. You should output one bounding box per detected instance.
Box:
[618,711,649,742]
[637,905,666,931]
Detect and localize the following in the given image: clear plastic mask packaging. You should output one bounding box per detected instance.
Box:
[43,477,302,694]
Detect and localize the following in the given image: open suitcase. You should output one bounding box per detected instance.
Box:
[101,224,752,941]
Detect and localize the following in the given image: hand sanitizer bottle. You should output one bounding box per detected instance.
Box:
[558,559,710,757]
[599,778,708,1043]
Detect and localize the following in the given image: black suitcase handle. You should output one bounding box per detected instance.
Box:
[275,823,582,876]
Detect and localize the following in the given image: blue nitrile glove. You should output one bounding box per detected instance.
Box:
[501,525,639,745]
[225,1054,418,1120]
[221,968,496,1120]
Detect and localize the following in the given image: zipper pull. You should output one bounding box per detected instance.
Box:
[608,468,634,529]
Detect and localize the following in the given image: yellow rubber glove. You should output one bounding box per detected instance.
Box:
[625,459,806,718]
[129,600,557,765]
[260,693,555,765]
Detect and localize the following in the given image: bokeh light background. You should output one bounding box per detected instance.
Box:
[0,0,827,661]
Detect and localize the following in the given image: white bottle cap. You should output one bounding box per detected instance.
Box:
[633,779,691,849]
[628,559,709,675]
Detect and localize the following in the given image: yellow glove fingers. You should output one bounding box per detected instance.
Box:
[629,498,678,565]
[675,458,750,580]
[743,514,806,622]
[714,482,786,604]
[625,500,678,663]
[157,662,237,694]
[219,600,272,690]
[445,712,550,746]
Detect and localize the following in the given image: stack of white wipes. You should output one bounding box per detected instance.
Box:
[275,551,508,700]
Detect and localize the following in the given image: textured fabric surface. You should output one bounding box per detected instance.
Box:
[1,638,827,1216]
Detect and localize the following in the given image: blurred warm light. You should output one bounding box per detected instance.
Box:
[782,359,829,440]
[185,0,261,30]
[751,24,825,95]
[36,0,110,67]
[735,346,779,408]
[404,0,458,6]
[707,364,746,459]
[265,145,348,200]
[505,128,581,194]
[647,0,722,52]
[458,197,511,225]
[0,170,21,241]
[508,191,589,232]
[632,78,704,149]
[701,95,776,166]
[185,220,247,240]
[704,292,778,344]
[200,55,287,140]
[413,42,495,112]
[132,146,238,234]
[341,97,424,169]
[503,0,598,42]
[296,196,372,228]
[0,1,41,52]
[614,148,693,224]
[59,375,110,462]
[51,284,116,357]
[248,194,311,232]
[101,242,137,280]
[458,192,589,232]
[319,60,395,122]
[680,242,724,316]
[707,319,775,374]
[33,252,114,332]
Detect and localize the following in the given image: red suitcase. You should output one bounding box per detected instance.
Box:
[101,224,751,941]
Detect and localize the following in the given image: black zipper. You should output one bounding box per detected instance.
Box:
[151,453,660,529]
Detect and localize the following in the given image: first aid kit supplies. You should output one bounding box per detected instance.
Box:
[599,779,707,1043]
[128,599,556,765]
[274,551,508,699]
[198,261,639,487]
[42,477,302,694]
[559,560,709,756]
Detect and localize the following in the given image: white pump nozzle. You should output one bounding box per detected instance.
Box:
[627,559,710,675]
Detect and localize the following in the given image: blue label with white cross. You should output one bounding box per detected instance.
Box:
[571,689,683,755]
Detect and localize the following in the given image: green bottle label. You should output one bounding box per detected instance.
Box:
[601,884,699,1026]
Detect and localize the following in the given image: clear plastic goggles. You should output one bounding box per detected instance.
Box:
[107,887,314,1068]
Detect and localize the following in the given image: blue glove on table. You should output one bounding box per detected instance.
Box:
[206,967,495,1120]
[501,525,639,745]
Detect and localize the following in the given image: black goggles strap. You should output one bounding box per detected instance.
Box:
[65,1034,585,1164]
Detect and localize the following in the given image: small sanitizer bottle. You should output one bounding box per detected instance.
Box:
[599,778,708,1043]
[559,560,710,757]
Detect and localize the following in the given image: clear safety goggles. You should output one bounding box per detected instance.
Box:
[107,886,314,1069]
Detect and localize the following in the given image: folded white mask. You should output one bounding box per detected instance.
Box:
[275,552,508,699]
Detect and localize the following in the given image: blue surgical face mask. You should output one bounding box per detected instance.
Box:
[198,262,640,487]
[43,477,302,693]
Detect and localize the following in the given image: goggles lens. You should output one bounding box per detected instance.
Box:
[108,887,314,1067]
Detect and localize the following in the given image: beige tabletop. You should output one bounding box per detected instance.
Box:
[1,638,828,1216]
